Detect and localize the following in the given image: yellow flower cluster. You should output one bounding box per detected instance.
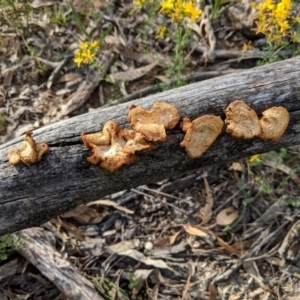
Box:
[249,154,261,163]
[159,0,202,22]
[156,25,167,38]
[73,41,99,68]
[134,0,145,5]
[253,0,293,45]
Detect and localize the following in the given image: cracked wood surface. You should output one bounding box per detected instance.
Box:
[1,56,300,235]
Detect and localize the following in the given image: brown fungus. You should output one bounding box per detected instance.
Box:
[127,101,180,141]
[225,100,261,139]
[259,106,289,141]
[81,120,155,172]
[180,115,224,159]
[7,132,49,166]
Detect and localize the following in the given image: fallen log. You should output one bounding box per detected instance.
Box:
[14,228,104,300]
[1,56,300,235]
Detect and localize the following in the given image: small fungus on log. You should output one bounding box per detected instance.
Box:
[7,132,49,166]
[225,100,261,139]
[180,115,224,159]
[259,106,289,141]
[81,120,155,172]
[127,101,180,141]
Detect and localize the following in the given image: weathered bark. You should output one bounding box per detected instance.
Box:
[1,56,300,235]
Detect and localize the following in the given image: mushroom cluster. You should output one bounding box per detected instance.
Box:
[7,132,49,166]
[7,100,290,170]
[127,102,180,141]
[179,100,289,159]
[81,102,180,171]
[224,100,289,141]
[81,120,156,172]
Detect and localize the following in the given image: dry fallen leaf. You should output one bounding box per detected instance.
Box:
[209,282,218,300]
[153,230,181,247]
[87,199,135,214]
[107,61,158,83]
[229,162,245,173]
[230,240,252,253]
[216,207,239,226]
[29,0,56,8]
[216,237,241,255]
[200,175,214,225]
[105,246,177,273]
[185,224,215,246]
[60,204,107,224]
[106,239,140,254]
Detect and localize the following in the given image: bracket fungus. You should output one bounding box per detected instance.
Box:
[225,100,261,139]
[7,132,49,166]
[81,120,156,172]
[127,101,180,142]
[180,115,224,159]
[259,106,289,141]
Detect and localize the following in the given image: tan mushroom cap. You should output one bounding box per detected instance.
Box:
[259,106,289,141]
[180,115,224,159]
[225,100,261,139]
[81,120,155,172]
[7,132,49,166]
[7,148,22,166]
[127,102,180,141]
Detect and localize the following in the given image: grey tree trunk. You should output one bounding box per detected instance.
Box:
[1,56,300,235]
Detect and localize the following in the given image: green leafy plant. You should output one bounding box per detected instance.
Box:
[0,234,24,261]
[92,275,126,300]
[158,0,202,86]
[209,0,231,21]
[127,273,139,290]
[134,0,202,87]
[50,5,71,26]
[223,196,263,231]
[0,0,33,37]
[0,113,6,132]
[70,1,112,70]
[284,198,300,207]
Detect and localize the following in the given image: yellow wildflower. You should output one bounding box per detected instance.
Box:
[73,40,99,68]
[73,52,84,68]
[242,41,252,52]
[278,20,290,33]
[249,154,261,163]
[79,42,89,51]
[90,41,99,49]
[293,16,300,23]
[291,32,299,42]
[134,0,145,6]
[159,0,174,14]
[156,26,167,39]
[183,1,202,21]
[81,49,96,64]
[159,0,201,23]
[253,0,294,47]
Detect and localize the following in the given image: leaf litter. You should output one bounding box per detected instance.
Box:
[1,0,300,299]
